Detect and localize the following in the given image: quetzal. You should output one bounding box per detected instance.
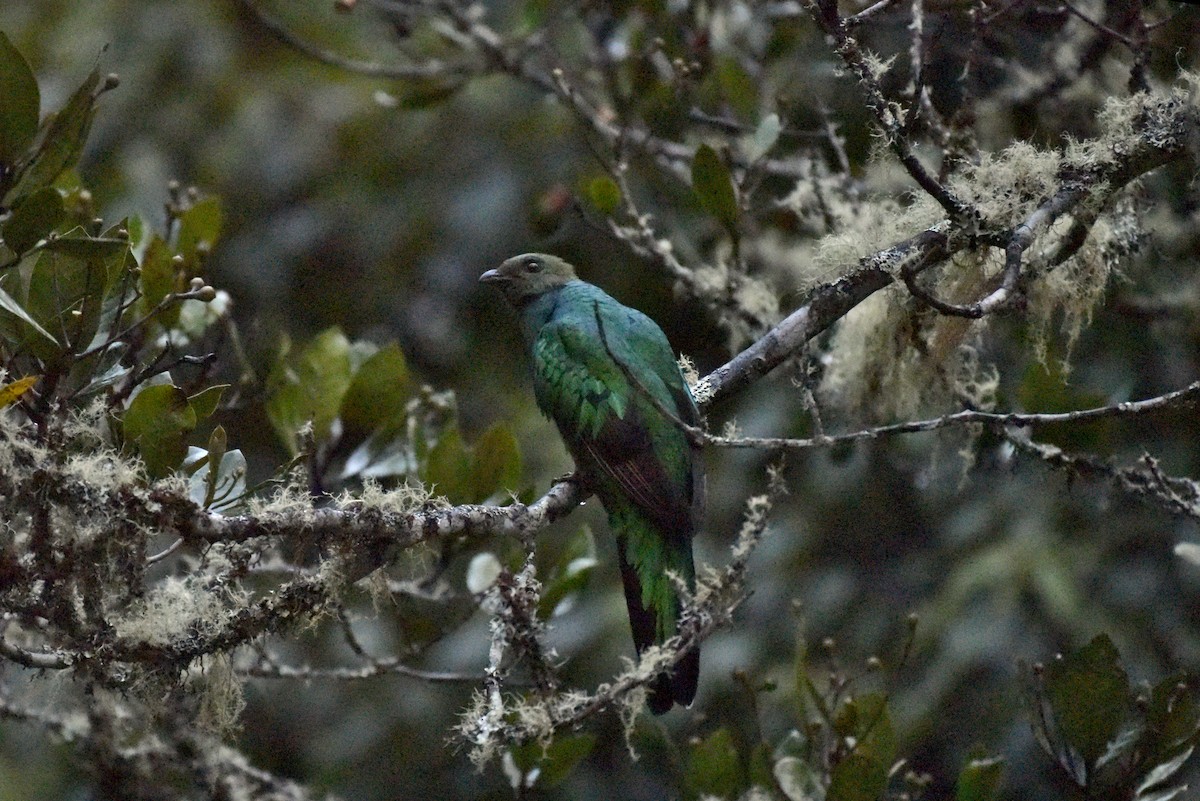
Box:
[481,253,703,713]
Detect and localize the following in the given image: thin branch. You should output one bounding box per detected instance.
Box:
[463,481,778,753]
[805,0,976,222]
[0,622,73,669]
[1005,431,1200,523]
[243,653,479,683]
[846,0,906,27]
[900,86,1190,318]
[1061,1,1134,46]
[145,537,184,565]
[234,0,471,79]
[706,381,1200,451]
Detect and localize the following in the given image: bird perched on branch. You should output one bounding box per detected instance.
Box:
[481,253,704,713]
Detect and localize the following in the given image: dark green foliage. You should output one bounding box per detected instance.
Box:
[508,734,598,791]
[536,523,597,619]
[1023,635,1200,800]
[420,423,522,504]
[3,186,64,255]
[266,326,358,455]
[0,43,233,486]
[122,385,199,478]
[956,755,1005,801]
[692,143,740,242]
[585,175,622,215]
[687,727,745,799]
[4,69,100,204]
[338,343,411,443]
[828,693,896,801]
[0,30,39,167]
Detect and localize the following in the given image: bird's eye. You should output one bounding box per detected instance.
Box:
[524,259,541,273]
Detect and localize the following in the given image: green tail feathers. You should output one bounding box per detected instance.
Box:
[612,504,699,713]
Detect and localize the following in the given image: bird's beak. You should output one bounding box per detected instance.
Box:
[479,269,506,284]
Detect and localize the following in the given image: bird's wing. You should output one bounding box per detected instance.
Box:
[533,309,696,540]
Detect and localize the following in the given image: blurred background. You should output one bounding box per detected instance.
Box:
[3,1,1200,799]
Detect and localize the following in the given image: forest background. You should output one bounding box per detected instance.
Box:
[2,1,1200,800]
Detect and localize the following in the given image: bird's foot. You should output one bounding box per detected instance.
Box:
[553,470,590,492]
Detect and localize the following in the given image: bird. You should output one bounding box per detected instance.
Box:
[480,253,703,713]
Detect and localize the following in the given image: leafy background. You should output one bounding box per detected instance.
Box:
[2,1,1200,800]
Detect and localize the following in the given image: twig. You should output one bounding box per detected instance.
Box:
[805,0,976,223]
[463,482,777,752]
[1005,431,1200,522]
[706,381,1200,450]
[144,537,184,565]
[234,0,471,79]
[1061,1,1133,46]
[0,621,73,669]
[845,0,906,27]
[243,653,479,683]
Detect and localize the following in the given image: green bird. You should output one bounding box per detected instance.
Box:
[481,253,703,713]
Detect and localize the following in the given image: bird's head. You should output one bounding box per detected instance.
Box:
[480,253,576,304]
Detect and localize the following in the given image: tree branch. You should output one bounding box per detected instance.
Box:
[706,381,1200,451]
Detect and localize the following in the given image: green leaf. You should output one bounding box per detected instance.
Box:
[468,423,521,503]
[10,69,99,201]
[828,694,896,801]
[176,196,223,271]
[538,734,597,788]
[124,384,197,478]
[586,176,622,215]
[0,32,39,167]
[833,697,859,737]
[715,55,758,122]
[187,434,247,513]
[339,343,411,443]
[0,279,59,347]
[396,78,465,109]
[956,756,1005,801]
[1046,634,1130,767]
[188,384,228,421]
[746,742,775,791]
[421,426,470,502]
[418,422,523,504]
[1017,361,1111,452]
[507,741,541,779]
[3,187,63,254]
[1144,673,1199,761]
[204,425,228,500]
[208,424,227,460]
[265,327,354,456]
[22,246,114,359]
[340,428,415,480]
[829,752,888,801]
[538,525,598,618]
[125,214,146,250]
[138,236,181,323]
[76,359,130,396]
[687,728,745,799]
[692,144,739,237]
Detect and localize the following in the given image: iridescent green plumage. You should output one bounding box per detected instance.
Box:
[481,253,703,713]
